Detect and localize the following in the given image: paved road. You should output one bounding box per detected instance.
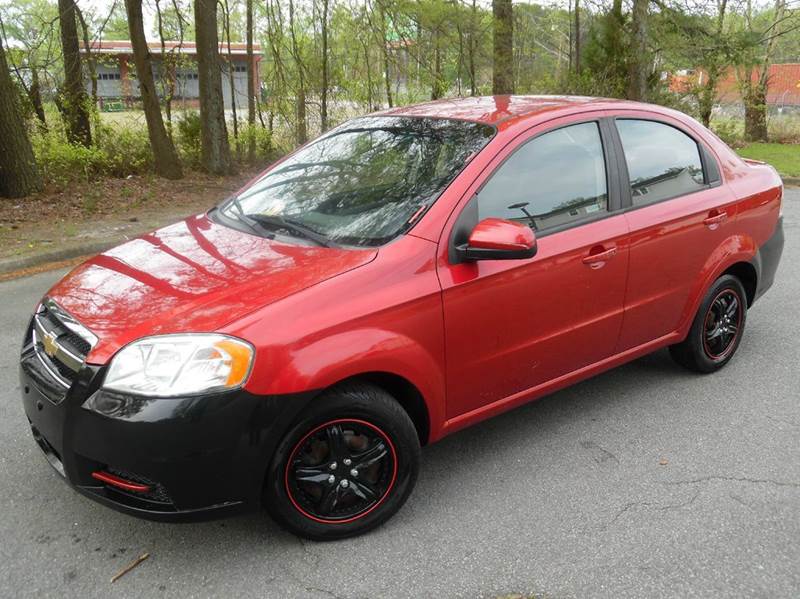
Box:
[1,191,798,599]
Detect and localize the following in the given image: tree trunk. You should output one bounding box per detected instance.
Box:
[321,0,331,128]
[492,0,513,95]
[29,68,47,127]
[698,73,717,128]
[125,0,183,179]
[627,0,649,101]
[431,30,444,100]
[468,0,478,96]
[697,0,728,128]
[194,0,233,175]
[75,6,98,110]
[377,0,393,108]
[743,0,786,142]
[744,84,769,142]
[223,0,239,159]
[574,0,581,75]
[0,35,43,198]
[58,0,92,146]
[246,0,256,161]
[288,0,307,145]
[154,0,176,133]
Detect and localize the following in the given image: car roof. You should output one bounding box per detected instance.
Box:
[377,95,653,128]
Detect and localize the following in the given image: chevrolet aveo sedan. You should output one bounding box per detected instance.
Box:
[20,96,784,540]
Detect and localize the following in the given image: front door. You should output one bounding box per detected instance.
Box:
[438,118,630,420]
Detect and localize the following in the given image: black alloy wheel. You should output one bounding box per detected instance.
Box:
[285,419,397,523]
[702,288,743,360]
[264,382,420,541]
[669,274,748,373]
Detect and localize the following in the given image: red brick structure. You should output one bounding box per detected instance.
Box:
[669,64,800,110]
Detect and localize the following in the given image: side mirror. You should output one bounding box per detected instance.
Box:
[457,217,537,261]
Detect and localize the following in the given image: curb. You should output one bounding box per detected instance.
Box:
[782,176,800,187]
[0,239,116,276]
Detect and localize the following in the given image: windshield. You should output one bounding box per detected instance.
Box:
[219,116,495,246]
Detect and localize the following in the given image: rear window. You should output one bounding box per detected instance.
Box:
[616,119,706,206]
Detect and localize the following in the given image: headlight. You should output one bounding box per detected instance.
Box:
[103,334,254,397]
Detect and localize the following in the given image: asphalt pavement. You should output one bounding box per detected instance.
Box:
[1,190,798,599]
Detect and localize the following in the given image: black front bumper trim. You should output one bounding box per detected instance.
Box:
[20,358,316,522]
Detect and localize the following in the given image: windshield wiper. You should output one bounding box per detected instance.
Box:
[224,196,270,237]
[248,214,338,248]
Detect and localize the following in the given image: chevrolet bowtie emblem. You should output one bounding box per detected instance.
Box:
[42,331,59,358]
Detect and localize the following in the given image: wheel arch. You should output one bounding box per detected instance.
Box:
[721,261,758,307]
[324,372,431,446]
[679,235,758,337]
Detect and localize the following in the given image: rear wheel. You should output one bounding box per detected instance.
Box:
[264,382,420,540]
[669,274,748,373]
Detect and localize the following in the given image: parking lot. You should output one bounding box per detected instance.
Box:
[1,190,797,599]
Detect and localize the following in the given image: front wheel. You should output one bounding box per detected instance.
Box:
[263,382,420,540]
[669,274,748,373]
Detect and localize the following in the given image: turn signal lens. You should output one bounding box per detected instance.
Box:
[103,334,254,397]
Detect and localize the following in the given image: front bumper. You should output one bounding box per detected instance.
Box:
[20,353,313,522]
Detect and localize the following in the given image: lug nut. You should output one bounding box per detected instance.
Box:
[343,458,352,466]
[350,469,359,477]
[329,461,337,470]
[340,479,349,488]
[327,475,335,484]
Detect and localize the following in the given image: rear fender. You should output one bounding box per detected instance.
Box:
[677,234,757,337]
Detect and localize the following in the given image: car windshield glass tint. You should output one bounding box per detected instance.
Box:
[221,116,495,246]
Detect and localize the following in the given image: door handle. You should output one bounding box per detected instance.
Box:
[703,211,727,229]
[582,246,617,268]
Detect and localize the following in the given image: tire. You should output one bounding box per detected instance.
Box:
[263,382,420,541]
[669,274,748,373]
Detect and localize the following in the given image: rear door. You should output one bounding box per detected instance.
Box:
[438,115,630,420]
[610,113,738,351]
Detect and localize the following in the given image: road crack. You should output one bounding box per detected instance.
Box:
[663,476,800,489]
[607,491,700,527]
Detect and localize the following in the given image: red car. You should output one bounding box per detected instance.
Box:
[20,96,784,540]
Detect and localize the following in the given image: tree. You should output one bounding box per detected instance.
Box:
[246,0,256,161]
[195,0,233,174]
[694,0,730,128]
[154,0,191,129]
[627,0,649,101]
[0,0,60,129]
[58,0,91,146]
[319,0,332,126]
[125,0,183,179]
[0,31,42,198]
[492,0,513,94]
[738,0,788,142]
[222,0,240,157]
[582,0,627,97]
[574,0,581,75]
[288,0,308,145]
[658,0,732,127]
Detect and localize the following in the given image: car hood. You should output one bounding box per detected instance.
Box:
[45,213,377,364]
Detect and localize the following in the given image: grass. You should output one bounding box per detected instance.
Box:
[737,143,800,178]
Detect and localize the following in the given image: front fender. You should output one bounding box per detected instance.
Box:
[243,325,446,441]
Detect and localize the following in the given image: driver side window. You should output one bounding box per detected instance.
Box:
[477,122,608,231]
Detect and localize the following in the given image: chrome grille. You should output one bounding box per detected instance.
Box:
[31,299,97,389]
